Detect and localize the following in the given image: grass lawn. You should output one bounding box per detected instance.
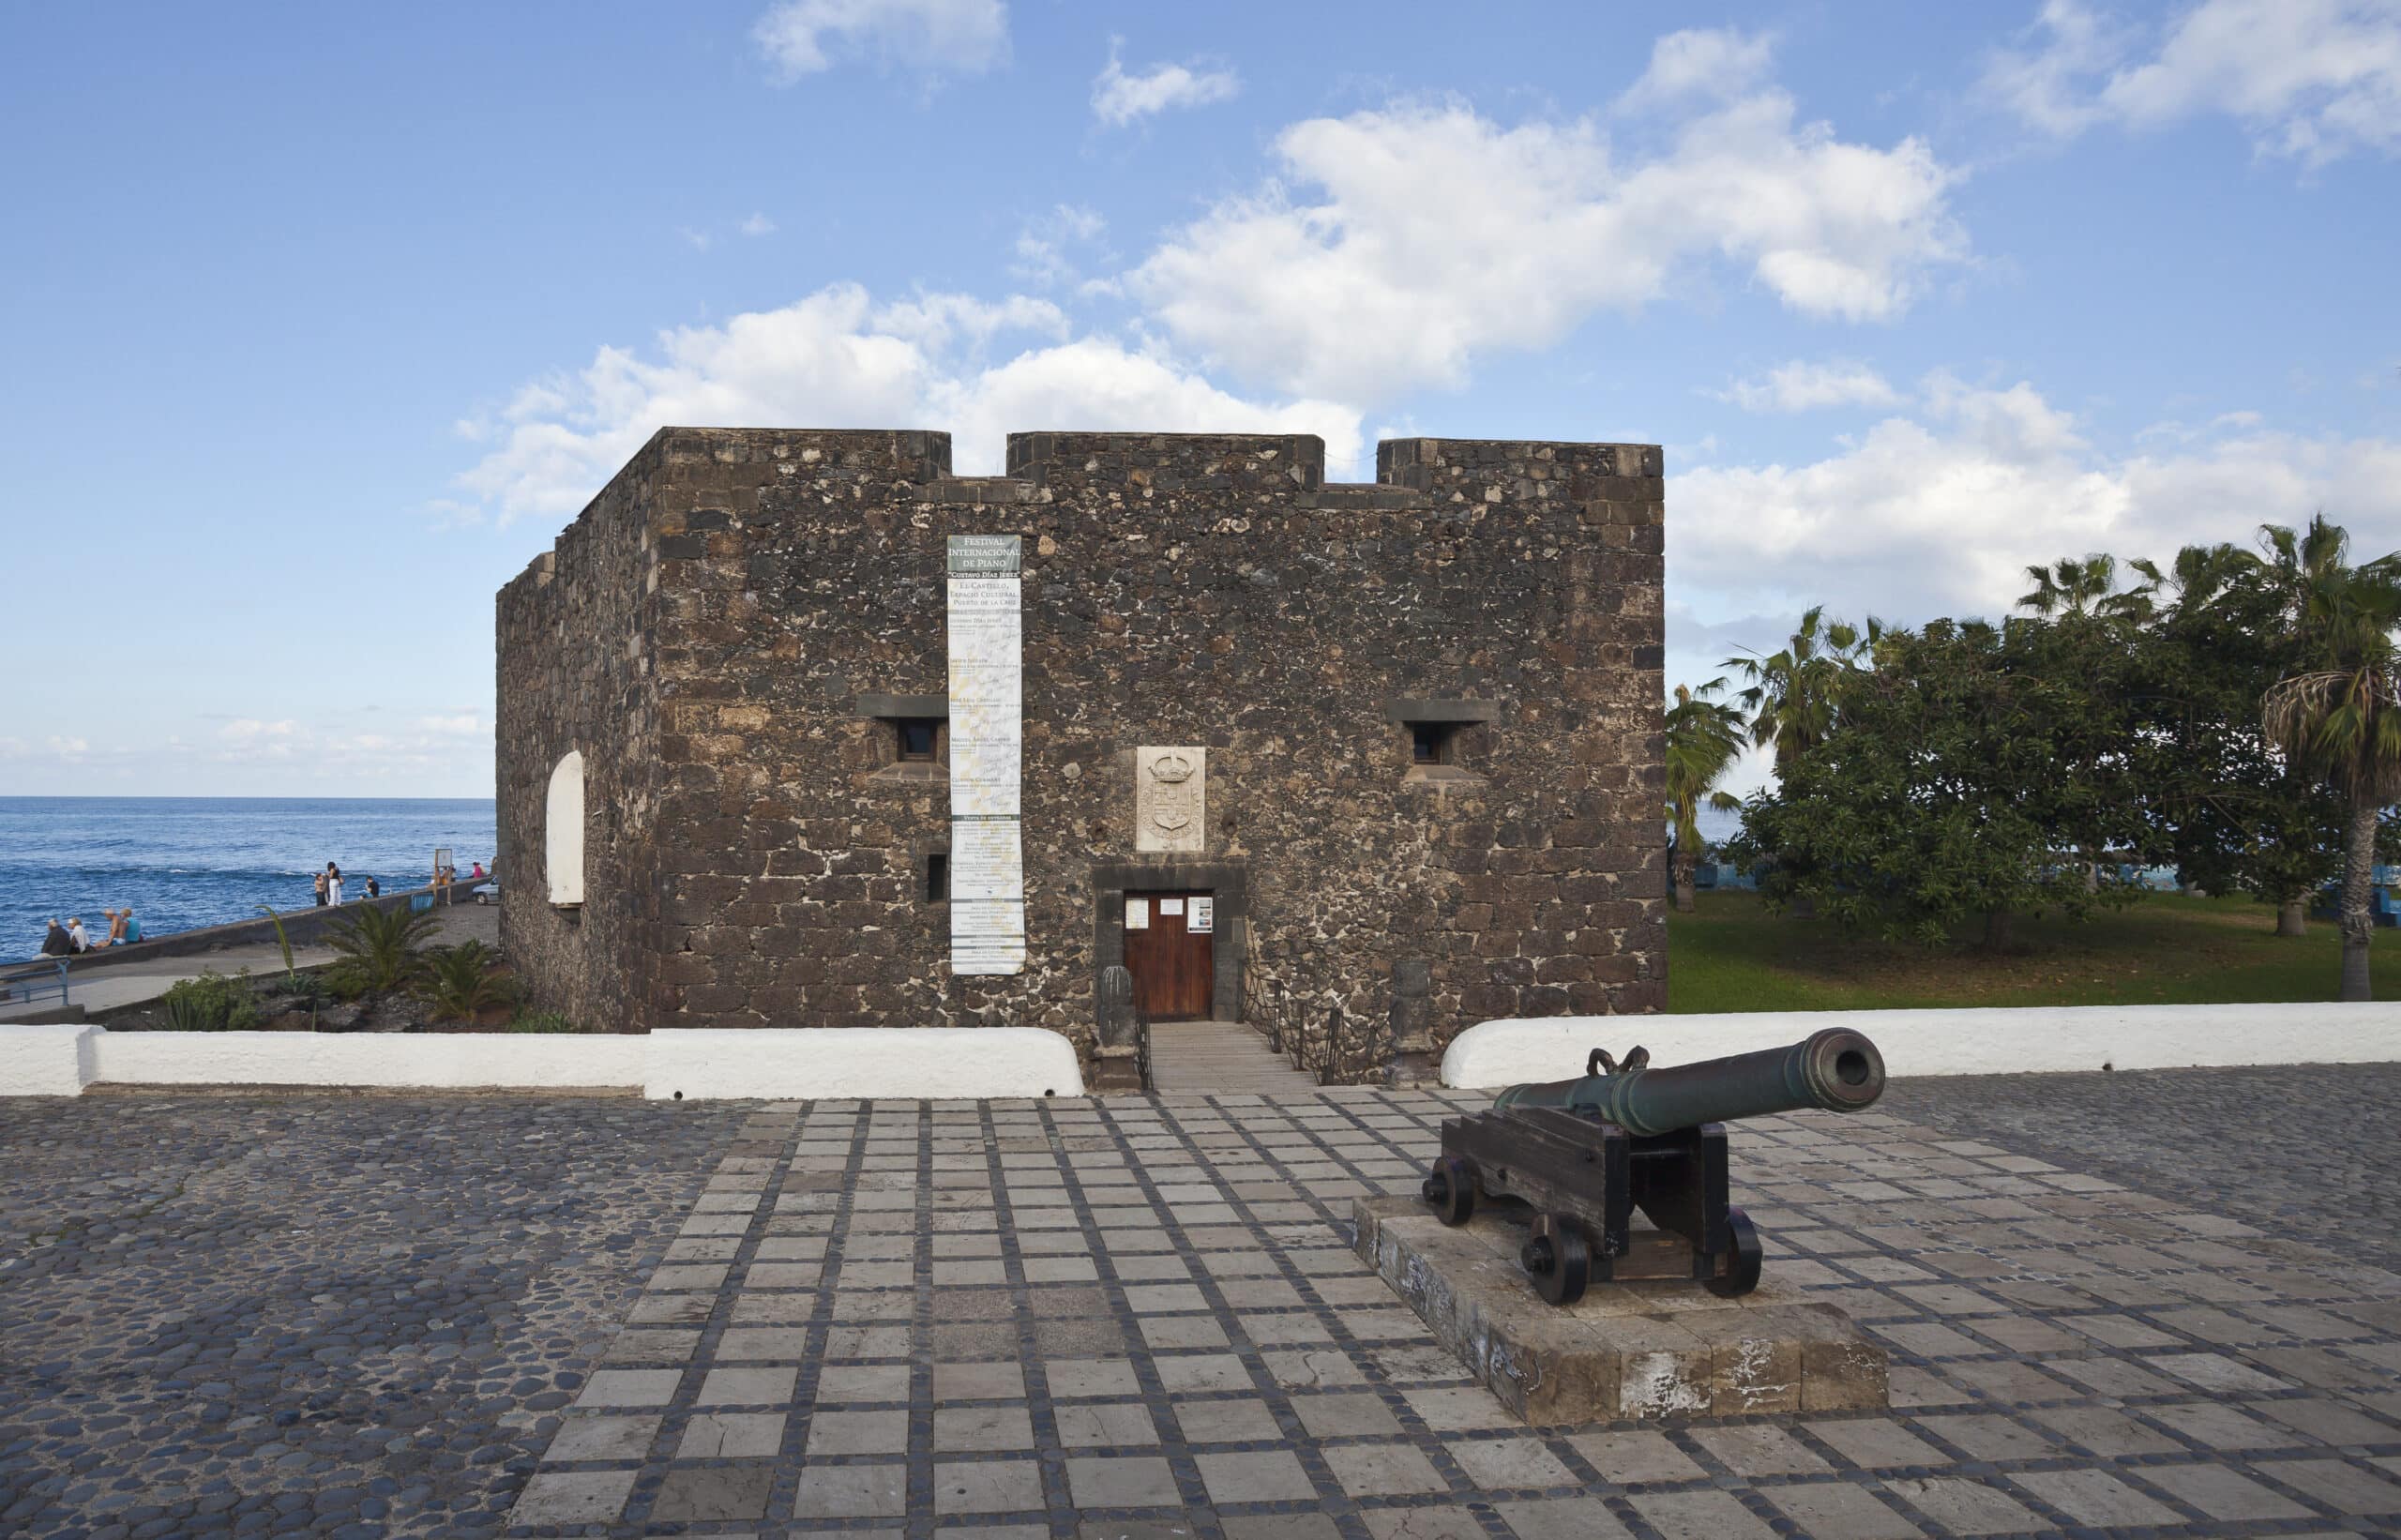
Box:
[1668,889,2393,1013]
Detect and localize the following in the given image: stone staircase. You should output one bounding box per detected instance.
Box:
[1144,1019,1321,1095]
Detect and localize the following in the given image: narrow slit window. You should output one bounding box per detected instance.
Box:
[925,853,949,903]
[898,718,941,762]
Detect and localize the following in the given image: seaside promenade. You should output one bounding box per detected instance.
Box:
[1,1065,2396,1539]
[0,907,495,1024]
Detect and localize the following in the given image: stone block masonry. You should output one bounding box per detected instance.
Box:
[496,427,1665,1071]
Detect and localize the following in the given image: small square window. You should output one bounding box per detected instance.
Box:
[925,852,949,903]
[1411,724,1456,764]
[898,718,941,762]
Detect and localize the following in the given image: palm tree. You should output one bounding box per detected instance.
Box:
[1721,606,1882,773]
[2017,553,2152,622]
[1666,679,1747,913]
[2255,516,2401,1001]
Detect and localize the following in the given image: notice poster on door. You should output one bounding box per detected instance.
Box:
[1159,898,1185,917]
[947,535,1024,974]
[1188,897,1214,933]
[1125,897,1149,929]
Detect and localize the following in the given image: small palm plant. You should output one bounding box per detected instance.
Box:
[416,940,521,1022]
[325,902,441,997]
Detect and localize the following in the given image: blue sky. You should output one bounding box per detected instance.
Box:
[2,0,2394,797]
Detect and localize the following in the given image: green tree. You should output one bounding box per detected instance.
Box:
[2255,516,2401,1001]
[1665,679,1746,913]
[2125,542,2343,934]
[1735,619,2138,947]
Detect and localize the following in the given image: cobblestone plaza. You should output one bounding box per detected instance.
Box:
[4,1067,2398,1538]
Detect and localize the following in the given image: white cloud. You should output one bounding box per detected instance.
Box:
[740,213,778,237]
[679,227,714,252]
[454,284,1363,523]
[1091,42,1240,127]
[1717,360,1902,413]
[1676,374,2401,624]
[1130,34,1962,401]
[1615,26,1775,113]
[218,718,300,744]
[1986,0,2401,165]
[754,0,1007,81]
[1013,204,1109,288]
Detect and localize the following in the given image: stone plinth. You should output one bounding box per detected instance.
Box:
[1353,1197,1886,1424]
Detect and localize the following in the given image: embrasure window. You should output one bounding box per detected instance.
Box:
[925,852,949,903]
[898,718,941,762]
[1411,724,1456,765]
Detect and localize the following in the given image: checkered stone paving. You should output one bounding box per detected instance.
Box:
[506,1080,2401,1539]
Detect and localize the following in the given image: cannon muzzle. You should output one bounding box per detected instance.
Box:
[1491,1027,1884,1136]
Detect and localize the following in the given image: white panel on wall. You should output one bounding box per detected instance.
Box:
[546,749,585,907]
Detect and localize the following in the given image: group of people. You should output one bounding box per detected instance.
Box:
[40,909,140,957]
[310,862,379,906]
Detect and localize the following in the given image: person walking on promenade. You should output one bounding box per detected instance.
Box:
[327,862,344,906]
[313,869,328,907]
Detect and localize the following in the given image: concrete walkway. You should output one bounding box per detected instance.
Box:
[1147,1019,1322,1094]
[0,905,497,1021]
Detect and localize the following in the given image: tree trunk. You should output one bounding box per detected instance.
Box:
[2275,898,2308,938]
[1674,876,1695,913]
[2339,796,2378,1002]
[1671,847,1695,913]
[1983,909,2013,950]
[2081,846,2098,895]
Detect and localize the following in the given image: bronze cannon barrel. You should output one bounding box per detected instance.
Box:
[1491,1027,1886,1137]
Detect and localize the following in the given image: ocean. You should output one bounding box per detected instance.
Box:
[0,797,496,961]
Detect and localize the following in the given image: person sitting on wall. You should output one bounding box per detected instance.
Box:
[120,907,141,944]
[470,860,485,881]
[364,876,380,898]
[94,909,128,947]
[39,919,71,958]
[65,917,92,953]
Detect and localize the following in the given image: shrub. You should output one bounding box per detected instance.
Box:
[320,963,370,1003]
[159,969,261,1031]
[325,903,440,995]
[416,941,521,1022]
[506,1009,581,1034]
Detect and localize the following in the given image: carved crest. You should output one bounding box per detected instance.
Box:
[1135,746,1206,853]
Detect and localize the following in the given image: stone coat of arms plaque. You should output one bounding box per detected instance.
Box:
[1135,747,1206,853]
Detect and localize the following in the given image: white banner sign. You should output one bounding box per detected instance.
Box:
[947,536,1025,974]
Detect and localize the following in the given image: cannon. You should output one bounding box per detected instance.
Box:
[1421,1028,1886,1304]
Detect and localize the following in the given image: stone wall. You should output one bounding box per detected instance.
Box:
[494,426,1665,1064]
[494,437,669,1033]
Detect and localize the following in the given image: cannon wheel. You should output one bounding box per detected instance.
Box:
[1520,1212,1591,1306]
[1420,1155,1476,1227]
[1706,1207,1763,1298]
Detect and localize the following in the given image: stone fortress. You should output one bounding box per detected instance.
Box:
[495,427,1665,1075]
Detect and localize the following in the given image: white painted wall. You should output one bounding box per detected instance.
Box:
[642,1028,1085,1100]
[1442,1003,2401,1088]
[0,1024,98,1096]
[91,1031,648,1091]
[1,1024,1089,1098]
[546,749,585,907]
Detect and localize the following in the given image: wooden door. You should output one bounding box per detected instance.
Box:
[1124,890,1214,1020]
